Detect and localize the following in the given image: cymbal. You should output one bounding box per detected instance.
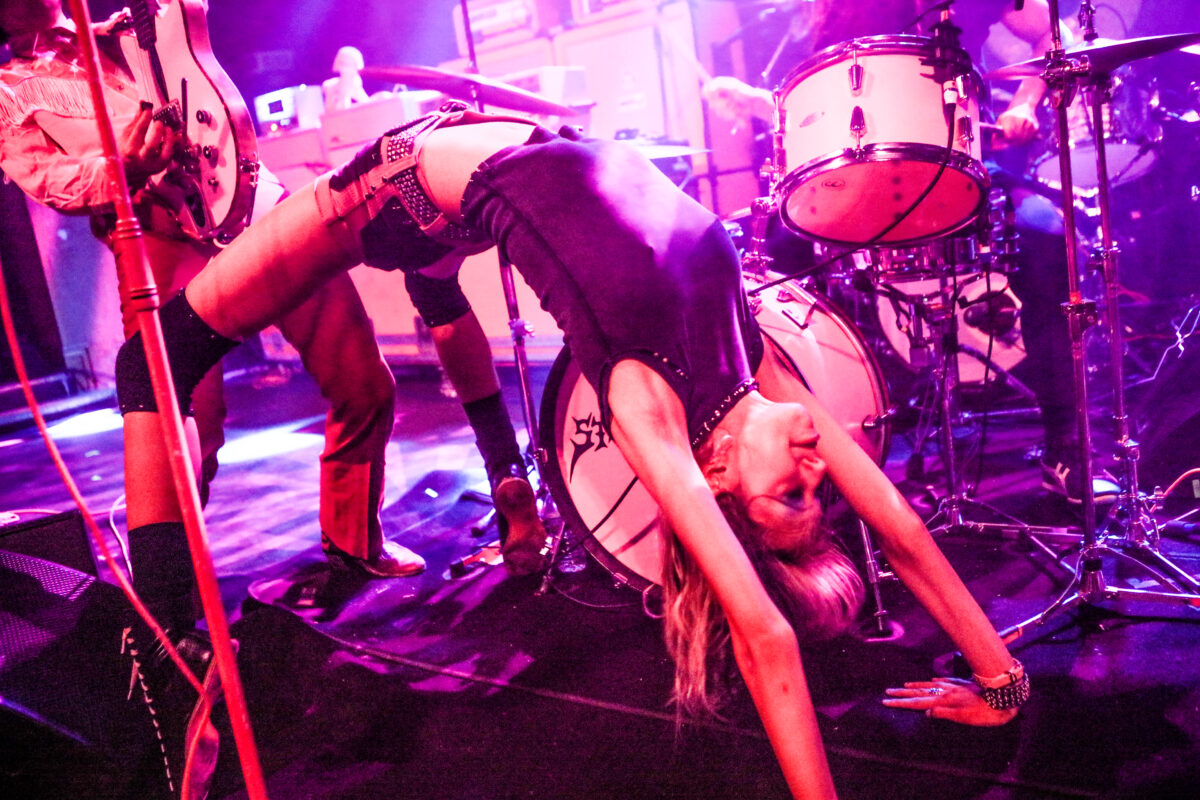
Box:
[986,31,1200,80]
[360,63,581,117]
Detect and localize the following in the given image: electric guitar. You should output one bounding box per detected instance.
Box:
[120,0,259,244]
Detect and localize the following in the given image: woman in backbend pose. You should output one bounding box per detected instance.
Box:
[117,103,1030,799]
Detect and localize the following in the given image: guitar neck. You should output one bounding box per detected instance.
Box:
[127,0,172,108]
[129,0,159,47]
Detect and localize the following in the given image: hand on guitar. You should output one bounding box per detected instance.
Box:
[120,104,180,190]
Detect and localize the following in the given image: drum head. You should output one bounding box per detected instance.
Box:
[538,352,664,594]
[778,150,988,246]
[539,274,891,595]
[874,272,1026,384]
[1032,140,1157,190]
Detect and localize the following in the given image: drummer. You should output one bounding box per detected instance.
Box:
[704,0,1119,505]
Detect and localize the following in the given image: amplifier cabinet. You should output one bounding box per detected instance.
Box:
[453,0,572,55]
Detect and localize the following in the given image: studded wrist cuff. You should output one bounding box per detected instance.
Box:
[979,671,1030,710]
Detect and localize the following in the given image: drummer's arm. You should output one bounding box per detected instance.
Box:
[995,0,1060,146]
[997,76,1045,146]
[702,76,775,125]
[605,359,837,800]
[752,344,1019,719]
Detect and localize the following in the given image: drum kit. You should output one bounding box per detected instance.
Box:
[442,0,1200,621]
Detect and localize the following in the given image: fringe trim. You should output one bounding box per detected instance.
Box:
[0,75,99,128]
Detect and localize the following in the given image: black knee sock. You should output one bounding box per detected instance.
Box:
[461,391,523,485]
[127,522,200,631]
[116,291,239,417]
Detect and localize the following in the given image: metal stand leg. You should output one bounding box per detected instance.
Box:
[876,274,1087,564]
[496,255,583,591]
[453,3,576,587]
[856,519,898,639]
[995,0,1200,647]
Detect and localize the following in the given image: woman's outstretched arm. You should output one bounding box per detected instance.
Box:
[754,344,1020,725]
[606,359,839,800]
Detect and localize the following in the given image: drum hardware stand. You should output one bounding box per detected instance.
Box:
[906,270,1000,532]
[880,263,1083,551]
[997,0,1200,647]
[455,1,580,589]
[854,516,897,639]
[885,273,1038,463]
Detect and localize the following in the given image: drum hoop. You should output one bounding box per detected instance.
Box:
[776,145,990,247]
[1031,139,1157,187]
[776,34,978,94]
[536,345,660,596]
[778,143,989,187]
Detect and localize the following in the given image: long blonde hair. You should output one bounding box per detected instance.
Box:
[661,460,864,719]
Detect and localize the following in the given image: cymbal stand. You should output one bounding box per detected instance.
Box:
[901,271,973,531]
[999,0,1200,645]
[895,265,1088,550]
[455,1,576,588]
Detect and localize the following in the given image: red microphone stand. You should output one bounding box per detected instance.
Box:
[62,1,267,797]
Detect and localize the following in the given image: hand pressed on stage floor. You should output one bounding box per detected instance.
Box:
[883,677,1021,726]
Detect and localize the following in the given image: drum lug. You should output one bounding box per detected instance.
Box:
[850,105,866,148]
[957,116,974,148]
[848,62,864,94]
[766,107,787,187]
[863,406,898,431]
[742,196,779,278]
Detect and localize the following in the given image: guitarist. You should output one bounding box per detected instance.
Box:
[0,1,542,796]
[0,0,406,795]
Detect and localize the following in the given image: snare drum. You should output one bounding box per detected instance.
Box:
[847,234,982,284]
[840,186,1018,284]
[775,35,988,247]
[538,273,890,594]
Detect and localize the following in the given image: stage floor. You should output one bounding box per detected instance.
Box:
[2,362,1200,800]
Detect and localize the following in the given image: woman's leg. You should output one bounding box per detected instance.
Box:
[185,185,360,339]
[120,234,225,525]
[115,185,367,604]
[425,308,546,575]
